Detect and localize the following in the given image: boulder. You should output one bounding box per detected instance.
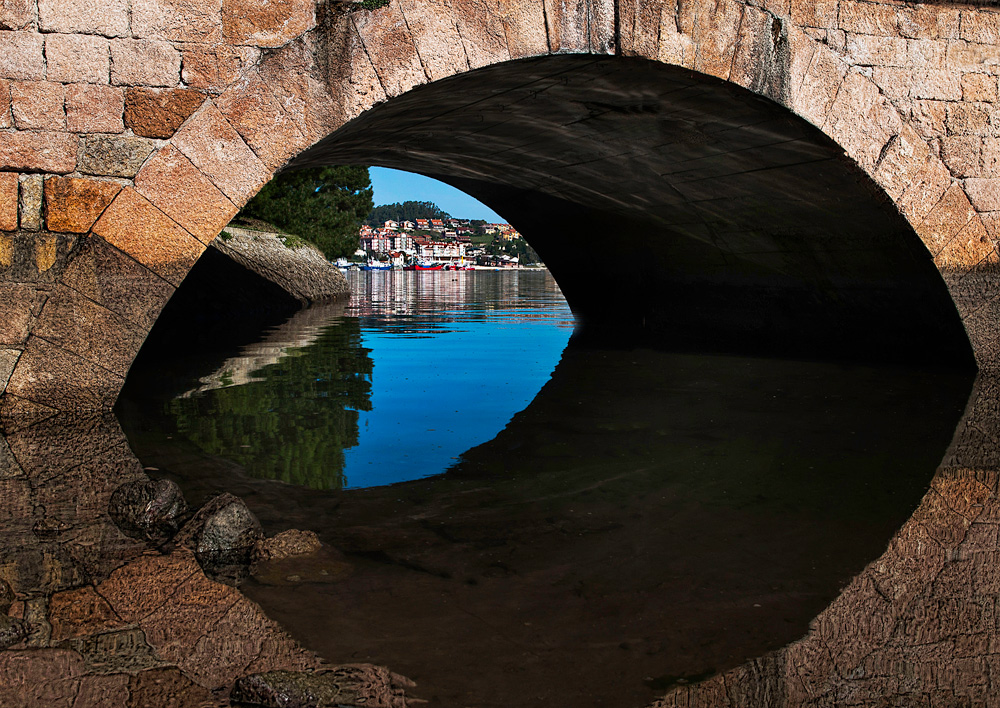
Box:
[174,493,262,584]
[253,529,322,564]
[109,478,188,543]
[250,529,354,585]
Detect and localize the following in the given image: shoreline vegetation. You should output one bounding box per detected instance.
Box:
[222,216,309,251]
[237,165,375,261]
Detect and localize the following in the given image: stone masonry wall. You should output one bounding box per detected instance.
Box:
[0,0,310,418]
[1,0,1000,415]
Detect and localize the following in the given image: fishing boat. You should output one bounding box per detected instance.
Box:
[361,260,393,271]
[404,261,445,271]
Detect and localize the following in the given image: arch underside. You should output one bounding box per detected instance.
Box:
[294,55,974,366]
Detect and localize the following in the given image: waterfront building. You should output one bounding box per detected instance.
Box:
[418,240,467,262]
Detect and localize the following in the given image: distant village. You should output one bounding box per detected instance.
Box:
[356,218,530,268]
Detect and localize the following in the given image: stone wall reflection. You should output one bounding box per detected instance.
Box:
[0,414,147,600]
[0,414,405,706]
[3,373,1000,706]
[653,375,1000,707]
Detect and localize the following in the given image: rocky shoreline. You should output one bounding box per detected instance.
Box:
[213,226,349,306]
[0,413,415,707]
[131,224,350,364]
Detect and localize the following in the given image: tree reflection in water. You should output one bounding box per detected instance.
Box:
[167,317,373,490]
[1,375,996,706]
[122,270,574,492]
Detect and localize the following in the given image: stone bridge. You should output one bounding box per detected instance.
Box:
[1,0,1000,416]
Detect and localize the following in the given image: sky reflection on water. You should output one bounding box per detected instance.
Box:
[121,270,574,489]
[115,280,974,707]
[344,270,573,487]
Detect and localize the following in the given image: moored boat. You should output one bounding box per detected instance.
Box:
[361,260,393,271]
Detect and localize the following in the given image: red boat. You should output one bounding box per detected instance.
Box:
[404,262,445,271]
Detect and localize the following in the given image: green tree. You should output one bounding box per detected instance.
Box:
[366,200,451,227]
[240,165,374,259]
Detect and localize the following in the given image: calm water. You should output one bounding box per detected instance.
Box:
[112,269,977,707]
[120,270,574,489]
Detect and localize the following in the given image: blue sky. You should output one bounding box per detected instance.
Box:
[370,167,505,222]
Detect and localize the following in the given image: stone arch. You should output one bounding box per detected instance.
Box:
[293,53,975,365]
[1,0,999,416]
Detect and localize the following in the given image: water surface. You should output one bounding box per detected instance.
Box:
[120,270,573,489]
[115,269,975,707]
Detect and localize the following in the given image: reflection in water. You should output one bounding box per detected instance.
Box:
[654,378,1000,707]
[347,268,569,334]
[120,270,574,490]
[2,272,996,707]
[228,350,972,708]
[0,414,338,706]
[2,376,994,707]
[114,270,975,708]
[169,312,373,490]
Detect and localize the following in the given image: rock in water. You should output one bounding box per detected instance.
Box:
[231,666,414,708]
[174,493,263,584]
[253,529,323,563]
[250,546,354,587]
[109,478,188,543]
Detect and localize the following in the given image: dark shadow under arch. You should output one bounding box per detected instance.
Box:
[292,54,974,367]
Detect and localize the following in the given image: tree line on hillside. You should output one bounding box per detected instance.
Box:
[366,201,452,228]
[239,166,505,260]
